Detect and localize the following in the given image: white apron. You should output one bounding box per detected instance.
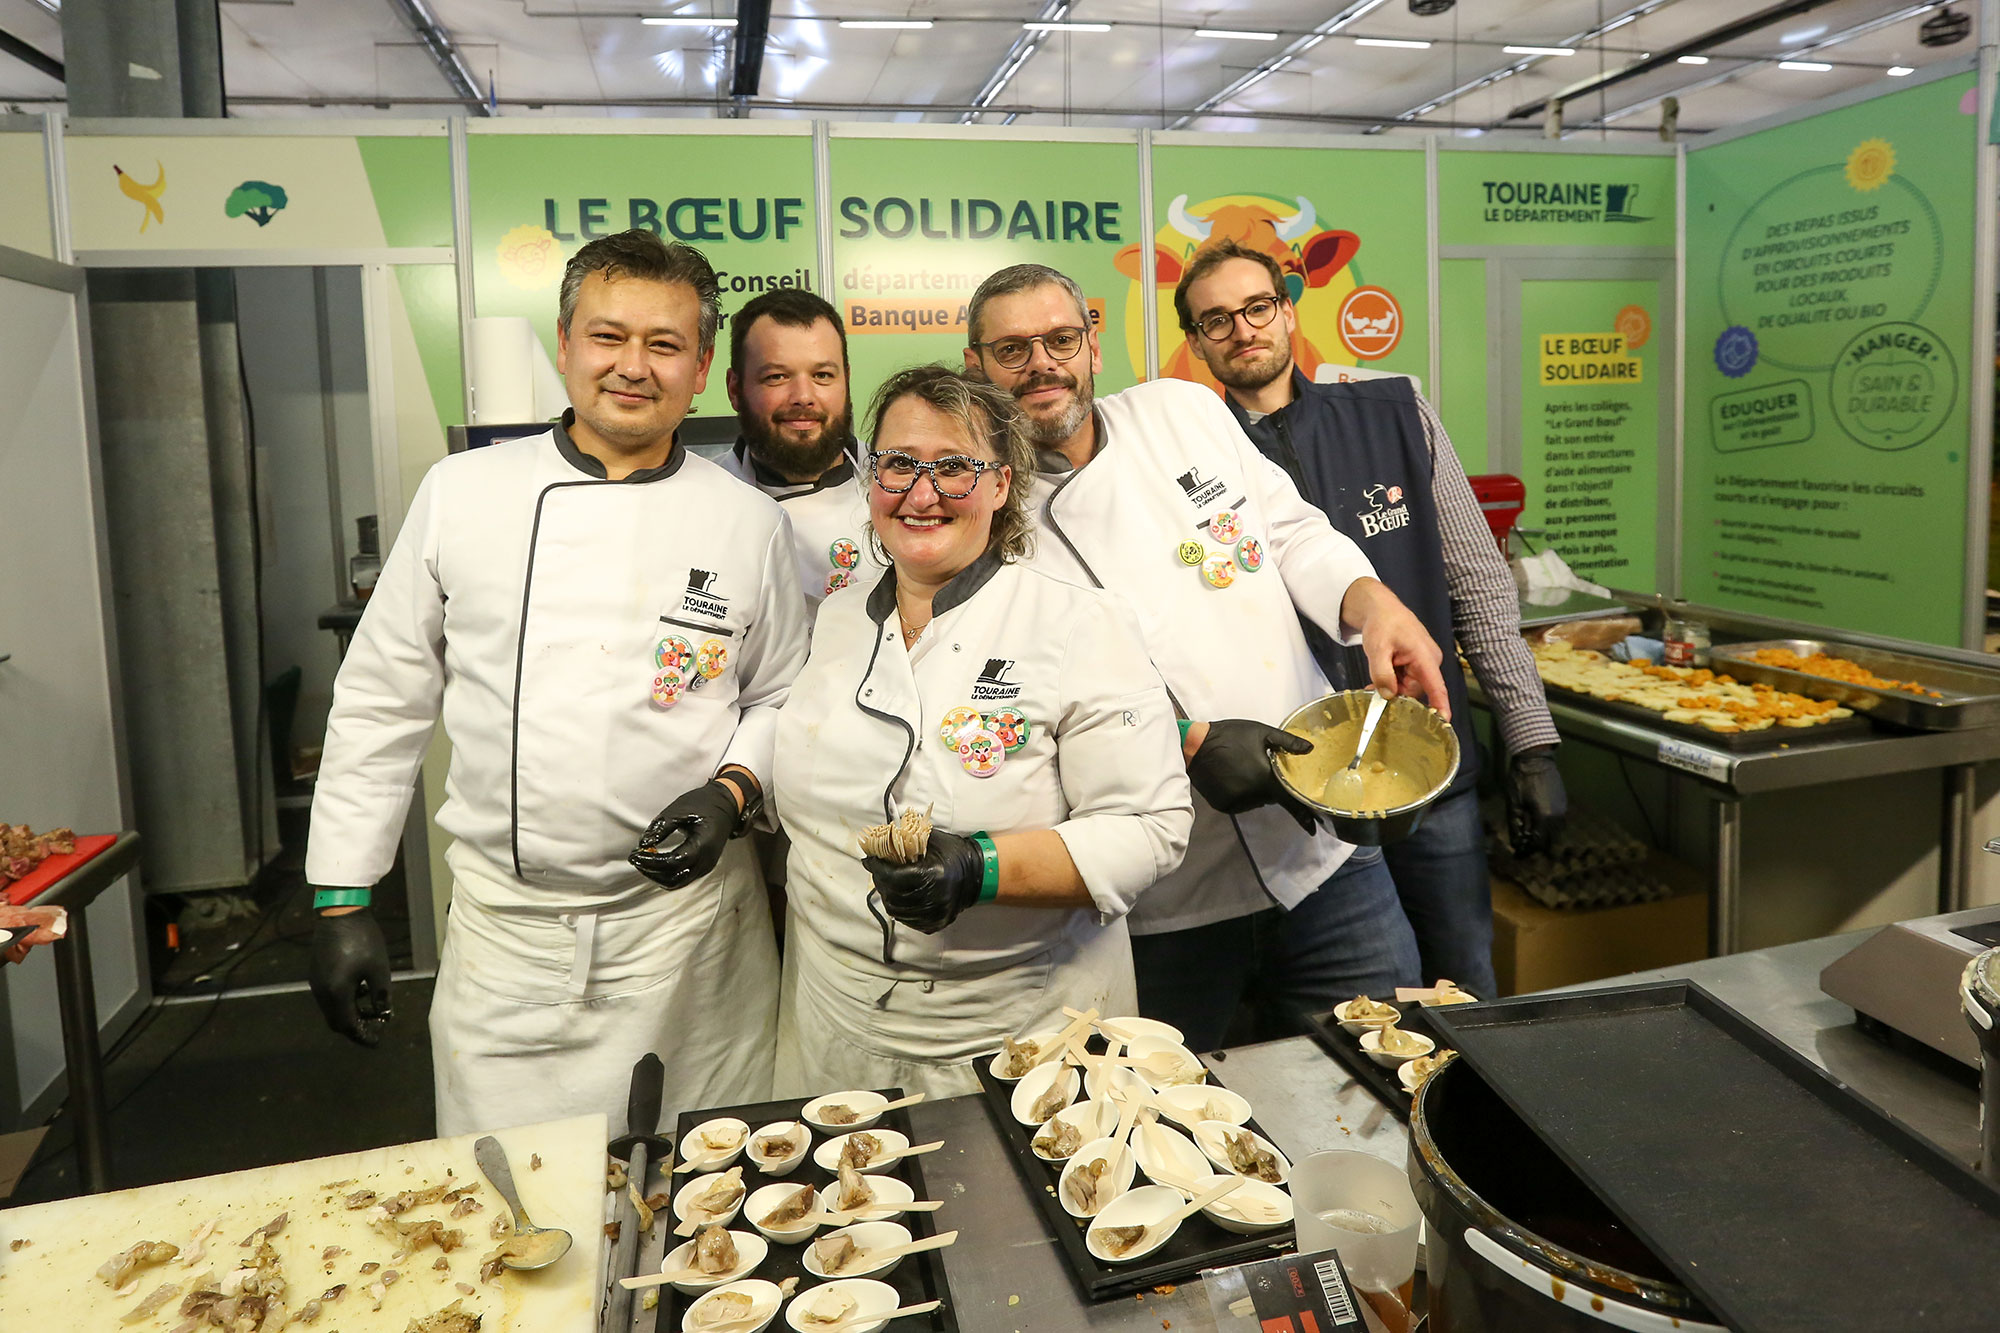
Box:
[431,841,779,1137]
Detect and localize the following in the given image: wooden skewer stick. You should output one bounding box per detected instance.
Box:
[821,1229,959,1275]
[811,1299,945,1332]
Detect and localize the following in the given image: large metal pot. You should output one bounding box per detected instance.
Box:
[1408,1055,1723,1332]
[1271,691,1458,845]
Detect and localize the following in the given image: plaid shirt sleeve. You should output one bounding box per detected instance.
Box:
[1417,392,1561,757]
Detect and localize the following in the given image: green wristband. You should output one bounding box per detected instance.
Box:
[313,888,372,911]
[970,832,1001,903]
[1177,718,1194,742]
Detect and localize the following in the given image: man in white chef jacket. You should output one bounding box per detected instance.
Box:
[306,230,810,1136]
[718,287,880,612]
[965,263,1445,1051]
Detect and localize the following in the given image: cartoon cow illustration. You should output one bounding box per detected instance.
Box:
[1116,193,1362,392]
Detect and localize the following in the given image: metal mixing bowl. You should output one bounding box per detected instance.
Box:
[1270,690,1460,845]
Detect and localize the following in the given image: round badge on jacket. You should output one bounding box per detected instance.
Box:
[825,568,854,596]
[829,538,861,570]
[696,640,728,679]
[1208,510,1244,545]
[1236,537,1265,573]
[939,705,983,749]
[957,727,1005,778]
[1177,539,1205,567]
[986,707,1030,752]
[1201,553,1237,589]
[651,668,686,709]
[655,635,695,674]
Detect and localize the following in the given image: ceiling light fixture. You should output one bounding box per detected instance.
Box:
[839,19,932,29]
[1886,64,1915,75]
[1676,54,1709,64]
[1503,45,1575,56]
[1356,37,1431,49]
[1921,7,1971,45]
[1778,60,1833,70]
[1024,21,1110,32]
[1196,28,1279,40]
[643,15,737,26]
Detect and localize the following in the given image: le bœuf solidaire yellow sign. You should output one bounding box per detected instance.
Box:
[1539,332,1644,386]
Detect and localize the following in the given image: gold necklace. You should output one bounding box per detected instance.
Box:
[898,612,927,646]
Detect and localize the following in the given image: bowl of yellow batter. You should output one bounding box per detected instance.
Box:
[1270,690,1460,845]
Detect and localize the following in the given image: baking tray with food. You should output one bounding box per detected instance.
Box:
[1704,638,2000,731]
[973,1009,1298,1301]
[1532,640,1874,751]
[647,1091,959,1333]
[1302,983,1470,1123]
[1424,980,2000,1333]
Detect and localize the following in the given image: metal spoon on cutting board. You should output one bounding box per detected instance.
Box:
[475,1134,574,1269]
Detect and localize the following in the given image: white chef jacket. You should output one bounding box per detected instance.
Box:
[770,552,1192,1097]
[307,417,810,1134]
[1026,377,1379,934]
[717,441,883,614]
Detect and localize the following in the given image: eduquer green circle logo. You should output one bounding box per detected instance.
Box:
[1828,321,1956,451]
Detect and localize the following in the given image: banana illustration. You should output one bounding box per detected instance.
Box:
[114,162,166,232]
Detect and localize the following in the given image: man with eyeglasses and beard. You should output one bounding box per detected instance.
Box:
[721,288,880,612]
[963,262,1447,1050]
[1174,240,1565,999]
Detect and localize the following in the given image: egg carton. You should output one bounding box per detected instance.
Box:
[1487,806,1650,888]
[1515,866,1676,911]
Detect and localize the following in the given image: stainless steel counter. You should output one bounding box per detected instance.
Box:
[620,930,1980,1331]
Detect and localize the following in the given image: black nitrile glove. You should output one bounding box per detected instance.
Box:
[630,779,740,889]
[1188,719,1319,835]
[1507,745,1568,857]
[310,907,392,1048]
[863,829,985,934]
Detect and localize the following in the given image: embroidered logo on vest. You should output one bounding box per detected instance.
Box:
[1358,483,1412,540]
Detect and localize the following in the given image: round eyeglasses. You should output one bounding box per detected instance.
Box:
[1194,296,1283,343]
[971,326,1088,371]
[870,449,998,499]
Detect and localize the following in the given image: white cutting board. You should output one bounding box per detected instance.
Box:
[0,1113,605,1332]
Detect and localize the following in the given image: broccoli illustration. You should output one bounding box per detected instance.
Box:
[225,180,289,227]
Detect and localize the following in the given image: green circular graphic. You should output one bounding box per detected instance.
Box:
[1827,321,1956,452]
[1718,166,1942,374]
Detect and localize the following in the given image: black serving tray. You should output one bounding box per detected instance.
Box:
[1303,1001,1448,1122]
[973,1057,1296,1301]
[666,1090,958,1332]
[1543,678,1875,750]
[1426,981,2000,1333]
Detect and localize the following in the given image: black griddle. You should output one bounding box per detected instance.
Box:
[1425,981,2000,1333]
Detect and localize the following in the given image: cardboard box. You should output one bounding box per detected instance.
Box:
[1490,868,1709,996]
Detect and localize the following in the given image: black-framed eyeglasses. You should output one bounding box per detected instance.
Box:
[869,449,999,499]
[970,326,1088,371]
[1193,296,1283,343]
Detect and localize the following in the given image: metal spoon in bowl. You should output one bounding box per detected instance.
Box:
[1327,691,1390,809]
[474,1134,574,1270]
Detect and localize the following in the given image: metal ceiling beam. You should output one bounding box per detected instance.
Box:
[0,26,63,81]
[383,0,491,116]
[1372,0,1675,131]
[129,90,1697,132]
[729,0,771,112]
[1506,0,1854,121]
[1166,0,1389,131]
[1578,2,1948,129]
[960,0,1068,125]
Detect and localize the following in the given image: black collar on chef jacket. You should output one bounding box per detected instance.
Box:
[552,408,687,483]
[731,437,860,495]
[865,545,1006,626]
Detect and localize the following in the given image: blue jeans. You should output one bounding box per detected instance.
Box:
[1382,787,1497,997]
[1131,848,1422,1052]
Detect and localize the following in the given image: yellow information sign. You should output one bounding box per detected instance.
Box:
[1539,331,1644,386]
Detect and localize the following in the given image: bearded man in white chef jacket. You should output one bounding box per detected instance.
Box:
[965,263,1445,1052]
[305,231,810,1136]
[719,287,881,612]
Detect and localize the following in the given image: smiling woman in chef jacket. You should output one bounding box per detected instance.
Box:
[772,365,1193,1098]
